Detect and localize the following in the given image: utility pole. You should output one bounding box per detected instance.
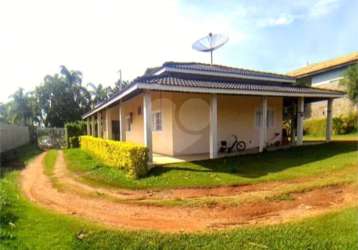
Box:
[117,69,122,91]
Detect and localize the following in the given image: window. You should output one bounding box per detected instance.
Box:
[256,110,274,128]
[126,115,132,131]
[152,111,162,131]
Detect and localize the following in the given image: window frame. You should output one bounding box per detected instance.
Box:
[152,111,162,132]
[126,115,132,132]
[255,108,274,129]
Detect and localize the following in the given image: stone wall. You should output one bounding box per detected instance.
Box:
[309,81,357,119]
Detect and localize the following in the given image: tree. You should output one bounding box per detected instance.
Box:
[340,64,358,104]
[35,66,92,127]
[87,83,111,107]
[8,88,34,125]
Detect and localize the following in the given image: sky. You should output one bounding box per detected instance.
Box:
[0,0,357,103]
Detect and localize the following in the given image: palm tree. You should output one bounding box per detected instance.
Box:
[9,88,33,125]
[87,83,111,107]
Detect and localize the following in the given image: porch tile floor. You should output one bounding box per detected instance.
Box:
[152,141,325,165]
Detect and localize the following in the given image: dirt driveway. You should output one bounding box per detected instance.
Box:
[21,151,358,232]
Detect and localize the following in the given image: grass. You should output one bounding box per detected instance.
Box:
[1,144,358,249]
[43,149,58,177]
[304,131,358,141]
[65,141,358,190]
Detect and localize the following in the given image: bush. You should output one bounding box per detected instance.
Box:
[65,121,87,148]
[333,113,358,134]
[68,136,80,148]
[304,119,326,136]
[304,113,358,136]
[80,136,149,178]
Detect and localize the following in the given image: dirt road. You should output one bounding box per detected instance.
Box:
[21,151,358,232]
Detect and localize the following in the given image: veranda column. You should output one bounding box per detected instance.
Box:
[143,92,153,162]
[209,94,218,159]
[105,109,112,139]
[86,118,90,135]
[326,98,333,141]
[259,96,268,152]
[296,97,304,145]
[97,112,102,138]
[119,101,125,141]
[91,116,96,136]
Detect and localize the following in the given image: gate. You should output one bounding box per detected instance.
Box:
[37,128,65,149]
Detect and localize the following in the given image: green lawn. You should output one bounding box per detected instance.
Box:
[65,141,358,189]
[1,144,358,249]
[304,131,358,141]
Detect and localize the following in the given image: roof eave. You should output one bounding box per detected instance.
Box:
[82,82,344,119]
[290,60,358,78]
[137,83,344,98]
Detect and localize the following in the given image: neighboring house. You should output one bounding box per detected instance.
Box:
[82,62,343,161]
[289,52,358,119]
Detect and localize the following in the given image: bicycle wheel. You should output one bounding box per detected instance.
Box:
[236,141,246,151]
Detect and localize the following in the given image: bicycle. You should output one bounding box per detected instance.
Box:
[219,135,246,154]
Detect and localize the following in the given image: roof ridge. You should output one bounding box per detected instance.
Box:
[162,61,292,78]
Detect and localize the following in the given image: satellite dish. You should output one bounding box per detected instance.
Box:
[192,33,229,64]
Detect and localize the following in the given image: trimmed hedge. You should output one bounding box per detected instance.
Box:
[304,112,358,136]
[65,121,87,148]
[80,136,149,178]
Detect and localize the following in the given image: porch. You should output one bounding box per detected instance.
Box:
[84,91,334,163]
[152,141,325,165]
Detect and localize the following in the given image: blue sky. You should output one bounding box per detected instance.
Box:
[181,0,358,72]
[0,0,357,102]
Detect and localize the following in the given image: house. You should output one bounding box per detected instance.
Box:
[289,52,358,119]
[82,62,343,161]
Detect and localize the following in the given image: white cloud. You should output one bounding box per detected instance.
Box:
[309,0,341,18]
[257,15,295,27]
[253,0,341,28]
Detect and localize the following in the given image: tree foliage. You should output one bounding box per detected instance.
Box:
[2,66,130,128]
[340,64,358,104]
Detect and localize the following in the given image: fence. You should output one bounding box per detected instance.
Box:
[0,122,30,153]
[37,127,65,149]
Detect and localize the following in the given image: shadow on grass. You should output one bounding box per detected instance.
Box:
[0,144,43,178]
[149,142,358,179]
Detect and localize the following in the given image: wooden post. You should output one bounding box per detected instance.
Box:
[296,97,304,145]
[326,99,333,141]
[119,101,125,141]
[143,92,153,162]
[209,94,218,159]
[259,96,268,152]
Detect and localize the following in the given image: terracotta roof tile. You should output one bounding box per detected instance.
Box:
[288,52,358,77]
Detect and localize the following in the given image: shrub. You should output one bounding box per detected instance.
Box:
[303,119,326,136]
[80,136,149,178]
[304,112,358,136]
[68,136,80,148]
[333,113,358,134]
[65,121,87,148]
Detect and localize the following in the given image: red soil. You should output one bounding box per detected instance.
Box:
[20,152,358,232]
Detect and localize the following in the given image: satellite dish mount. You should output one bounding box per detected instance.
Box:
[192,33,229,64]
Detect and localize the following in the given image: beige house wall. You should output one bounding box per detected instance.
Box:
[120,92,175,155]
[170,93,283,156]
[171,93,211,155]
[99,92,283,157]
[218,95,283,150]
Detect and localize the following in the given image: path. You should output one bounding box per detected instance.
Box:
[21,151,358,232]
